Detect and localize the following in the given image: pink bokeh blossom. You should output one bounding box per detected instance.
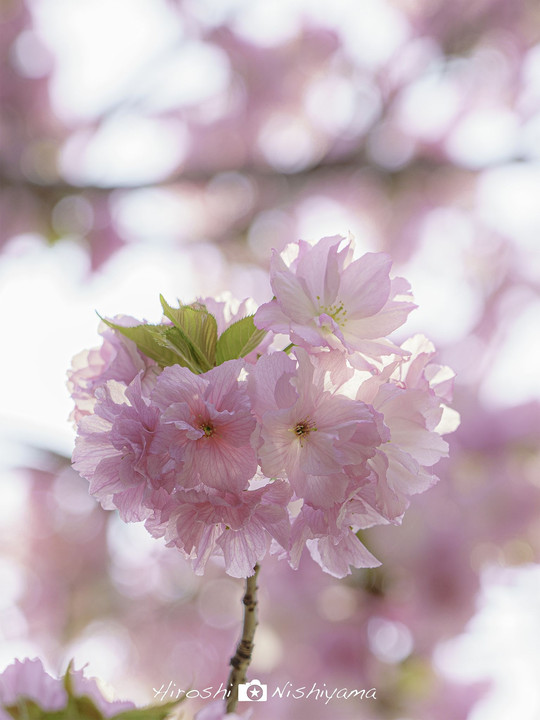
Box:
[0,659,135,718]
[0,659,65,716]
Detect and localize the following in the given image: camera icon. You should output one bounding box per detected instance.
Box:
[238,679,267,702]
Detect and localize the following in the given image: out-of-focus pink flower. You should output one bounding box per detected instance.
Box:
[0,659,135,718]
[249,349,388,508]
[254,235,416,368]
[0,659,65,715]
[72,375,170,522]
[151,360,257,492]
[70,668,136,717]
[68,316,159,425]
[146,478,292,578]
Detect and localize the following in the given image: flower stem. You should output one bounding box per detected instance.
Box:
[225,564,260,714]
[282,343,294,354]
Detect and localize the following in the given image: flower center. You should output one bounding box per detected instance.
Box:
[200,421,215,437]
[292,418,317,446]
[316,295,348,327]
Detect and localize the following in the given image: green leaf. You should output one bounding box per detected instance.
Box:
[157,326,204,374]
[4,699,67,720]
[111,700,183,720]
[71,696,106,720]
[159,296,217,371]
[215,315,267,364]
[63,659,75,695]
[100,317,200,373]
[4,696,181,720]
[62,662,106,720]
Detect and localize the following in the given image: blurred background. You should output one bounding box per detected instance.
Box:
[1,0,540,718]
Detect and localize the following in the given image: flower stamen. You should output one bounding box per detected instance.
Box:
[291,418,317,447]
[317,297,348,327]
[201,422,215,437]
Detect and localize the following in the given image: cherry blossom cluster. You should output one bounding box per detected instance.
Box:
[69,235,459,578]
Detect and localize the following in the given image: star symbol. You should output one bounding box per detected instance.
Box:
[249,686,261,698]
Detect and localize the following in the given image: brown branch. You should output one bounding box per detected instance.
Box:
[0,151,456,197]
[225,563,260,714]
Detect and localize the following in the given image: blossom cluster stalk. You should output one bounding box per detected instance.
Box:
[225,564,260,714]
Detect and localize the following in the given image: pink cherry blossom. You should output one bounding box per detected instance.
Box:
[151,360,257,492]
[70,668,136,717]
[395,334,456,401]
[249,349,388,508]
[0,659,65,715]
[0,659,135,718]
[356,335,459,521]
[146,478,292,577]
[72,374,171,522]
[68,315,159,426]
[254,235,416,367]
[289,492,385,578]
